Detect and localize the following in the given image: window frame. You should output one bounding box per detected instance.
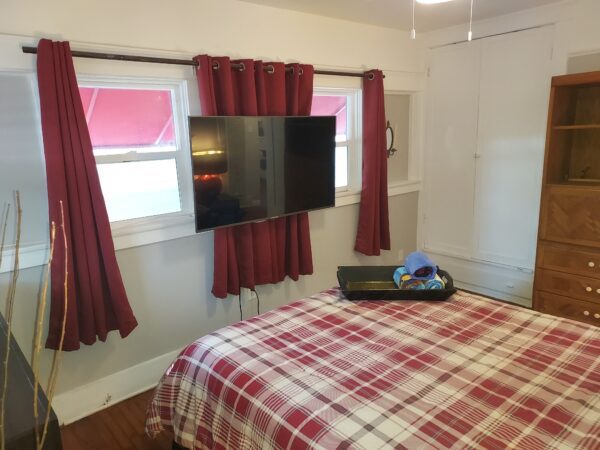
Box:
[312,87,362,196]
[77,75,194,234]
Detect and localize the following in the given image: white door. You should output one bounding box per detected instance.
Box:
[473,27,553,269]
[423,42,481,258]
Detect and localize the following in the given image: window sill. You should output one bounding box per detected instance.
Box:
[110,212,196,251]
[335,180,421,207]
[1,180,421,273]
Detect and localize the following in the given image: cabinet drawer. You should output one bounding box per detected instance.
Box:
[537,243,600,279]
[539,185,600,249]
[535,291,600,326]
[538,269,600,304]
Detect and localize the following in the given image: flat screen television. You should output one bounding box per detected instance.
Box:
[189,116,336,232]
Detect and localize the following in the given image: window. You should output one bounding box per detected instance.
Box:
[78,78,191,223]
[311,89,361,193]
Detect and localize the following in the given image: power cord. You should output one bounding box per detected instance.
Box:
[238,289,261,322]
[252,288,261,315]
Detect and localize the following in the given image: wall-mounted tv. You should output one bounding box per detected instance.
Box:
[189,116,336,233]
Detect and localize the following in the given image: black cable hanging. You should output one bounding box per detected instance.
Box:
[252,289,261,315]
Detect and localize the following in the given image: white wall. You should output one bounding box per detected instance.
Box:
[0,0,423,424]
[0,0,424,89]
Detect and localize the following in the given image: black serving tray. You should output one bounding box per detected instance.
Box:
[337,265,457,301]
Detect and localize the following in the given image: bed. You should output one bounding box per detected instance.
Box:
[146,289,600,450]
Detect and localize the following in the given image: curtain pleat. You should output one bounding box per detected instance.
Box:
[37,39,138,350]
[355,70,391,256]
[194,55,314,298]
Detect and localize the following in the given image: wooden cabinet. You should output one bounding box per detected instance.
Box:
[534,71,600,326]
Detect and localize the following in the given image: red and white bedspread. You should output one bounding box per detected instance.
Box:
[146,289,600,450]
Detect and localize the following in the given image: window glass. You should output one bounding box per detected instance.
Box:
[311,94,352,190]
[79,87,176,154]
[335,146,349,188]
[97,159,180,222]
[79,85,185,222]
[311,95,347,138]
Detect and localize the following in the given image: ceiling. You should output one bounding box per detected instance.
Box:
[238,0,564,32]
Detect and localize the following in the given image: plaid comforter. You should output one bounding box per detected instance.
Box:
[146,289,600,450]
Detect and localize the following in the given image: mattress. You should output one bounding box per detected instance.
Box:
[146,289,600,449]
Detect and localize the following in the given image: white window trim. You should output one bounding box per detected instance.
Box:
[77,75,195,234]
[313,87,362,196]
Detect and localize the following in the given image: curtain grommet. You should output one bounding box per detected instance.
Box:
[212,60,220,70]
[266,64,275,74]
[299,67,304,76]
[367,73,375,81]
[238,62,246,72]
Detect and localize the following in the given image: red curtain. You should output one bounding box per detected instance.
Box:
[37,39,138,351]
[194,56,314,298]
[355,70,391,256]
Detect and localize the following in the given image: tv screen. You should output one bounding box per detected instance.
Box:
[189,116,336,232]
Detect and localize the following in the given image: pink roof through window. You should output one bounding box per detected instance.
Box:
[311,95,347,135]
[79,87,175,148]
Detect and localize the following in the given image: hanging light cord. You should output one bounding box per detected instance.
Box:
[411,0,416,39]
[468,0,474,41]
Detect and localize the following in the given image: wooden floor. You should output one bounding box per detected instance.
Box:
[61,389,173,450]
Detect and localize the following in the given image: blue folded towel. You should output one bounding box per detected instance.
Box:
[405,251,437,280]
[393,266,445,290]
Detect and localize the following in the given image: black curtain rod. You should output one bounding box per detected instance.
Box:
[22,46,375,78]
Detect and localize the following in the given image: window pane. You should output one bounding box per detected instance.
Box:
[335,146,348,188]
[79,87,176,155]
[312,94,349,189]
[97,159,181,222]
[311,95,347,137]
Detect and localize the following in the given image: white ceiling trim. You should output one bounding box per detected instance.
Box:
[238,0,567,32]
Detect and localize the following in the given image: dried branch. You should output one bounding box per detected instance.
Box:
[37,201,68,450]
[0,204,10,273]
[32,221,56,450]
[0,203,8,450]
[0,192,22,450]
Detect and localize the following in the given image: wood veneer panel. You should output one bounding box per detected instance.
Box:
[538,269,600,304]
[568,129,600,180]
[535,291,600,326]
[552,70,600,87]
[537,242,600,279]
[539,185,600,248]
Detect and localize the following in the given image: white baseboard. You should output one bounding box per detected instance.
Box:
[453,280,532,308]
[52,348,182,426]
[424,251,534,307]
